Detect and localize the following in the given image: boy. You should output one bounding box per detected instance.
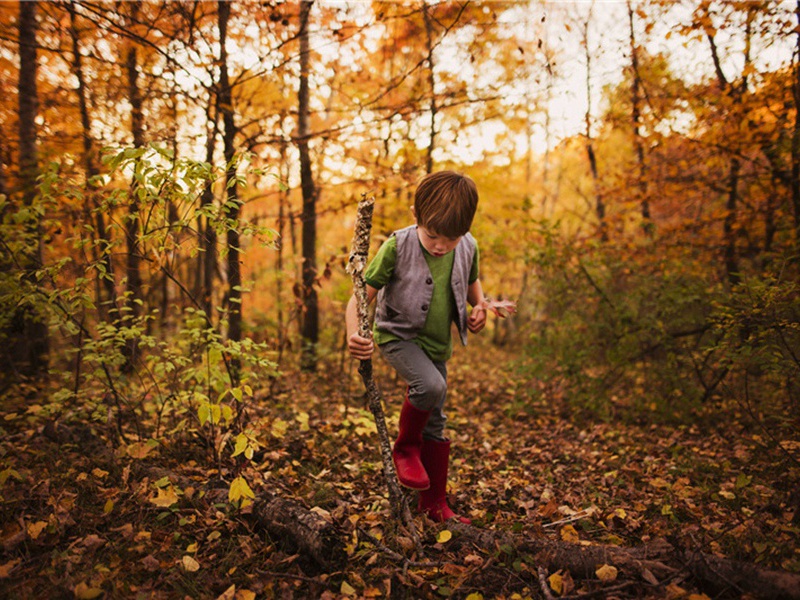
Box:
[345,171,487,524]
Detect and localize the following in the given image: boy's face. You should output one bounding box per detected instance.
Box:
[416,225,461,257]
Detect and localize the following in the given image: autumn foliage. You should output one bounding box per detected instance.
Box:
[1,1,799,598]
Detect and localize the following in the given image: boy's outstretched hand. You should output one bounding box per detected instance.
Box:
[348,332,375,361]
[468,305,487,333]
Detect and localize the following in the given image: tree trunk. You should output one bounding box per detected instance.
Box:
[218,0,242,381]
[122,1,144,370]
[423,1,437,175]
[247,493,800,600]
[298,0,318,372]
[198,91,219,322]
[448,522,800,600]
[582,4,606,241]
[706,14,742,287]
[276,128,289,364]
[791,0,800,255]
[251,494,346,572]
[14,0,49,374]
[68,1,117,320]
[628,2,650,231]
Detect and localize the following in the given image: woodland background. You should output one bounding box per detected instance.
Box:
[1,1,799,598]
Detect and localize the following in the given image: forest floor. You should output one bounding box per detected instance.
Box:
[1,338,798,599]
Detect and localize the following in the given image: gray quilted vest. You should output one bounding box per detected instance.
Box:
[375,225,476,347]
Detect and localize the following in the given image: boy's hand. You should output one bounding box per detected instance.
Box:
[348,332,374,360]
[467,305,487,333]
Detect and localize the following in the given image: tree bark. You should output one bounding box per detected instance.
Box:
[252,493,346,572]
[15,0,49,374]
[298,0,318,372]
[705,10,742,287]
[628,1,650,231]
[582,4,606,241]
[218,0,242,381]
[198,89,219,322]
[347,196,421,550]
[448,522,800,600]
[246,491,800,600]
[792,0,800,255]
[68,1,117,320]
[122,1,144,370]
[423,1,437,175]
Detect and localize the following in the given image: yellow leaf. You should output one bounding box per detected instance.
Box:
[228,476,255,505]
[235,591,256,600]
[91,468,108,479]
[688,595,712,600]
[232,433,248,458]
[560,524,579,543]
[297,411,310,432]
[186,542,198,553]
[103,499,114,515]
[0,559,20,578]
[271,418,288,438]
[74,582,104,599]
[436,529,452,543]
[216,584,236,600]
[548,571,563,595]
[27,520,48,540]
[127,441,154,459]
[340,581,356,596]
[596,564,618,582]
[181,555,200,572]
[150,486,179,508]
[465,593,484,600]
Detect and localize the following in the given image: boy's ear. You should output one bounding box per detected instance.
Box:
[410,205,417,222]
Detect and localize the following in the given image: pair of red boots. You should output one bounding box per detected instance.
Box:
[392,399,471,524]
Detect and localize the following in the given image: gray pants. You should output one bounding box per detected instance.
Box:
[380,340,448,441]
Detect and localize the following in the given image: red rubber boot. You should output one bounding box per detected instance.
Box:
[417,438,471,524]
[392,398,431,490]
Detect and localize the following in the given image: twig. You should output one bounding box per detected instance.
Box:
[356,527,436,569]
[537,567,557,600]
[347,194,422,553]
[541,508,594,529]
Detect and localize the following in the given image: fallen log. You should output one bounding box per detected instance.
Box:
[448,522,800,600]
[251,493,347,572]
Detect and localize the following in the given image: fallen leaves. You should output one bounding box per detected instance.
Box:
[181,555,201,572]
[595,564,618,582]
[436,529,453,544]
[149,485,179,508]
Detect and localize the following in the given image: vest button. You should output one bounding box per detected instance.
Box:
[426,277,433,285]
[421,304,428,311]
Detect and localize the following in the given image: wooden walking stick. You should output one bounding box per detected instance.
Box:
[347,194,421,547]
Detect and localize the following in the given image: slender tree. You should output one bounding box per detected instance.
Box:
[298,0,318,372]
[218,0,243,380]
[581,3,606,241]
[67,1,117,319]
[15,0,49,373]
[792,0,800,249]
[628,1,651,230]
[423,1,437,175]
[122,1,145,369]
[704,3,747,287]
